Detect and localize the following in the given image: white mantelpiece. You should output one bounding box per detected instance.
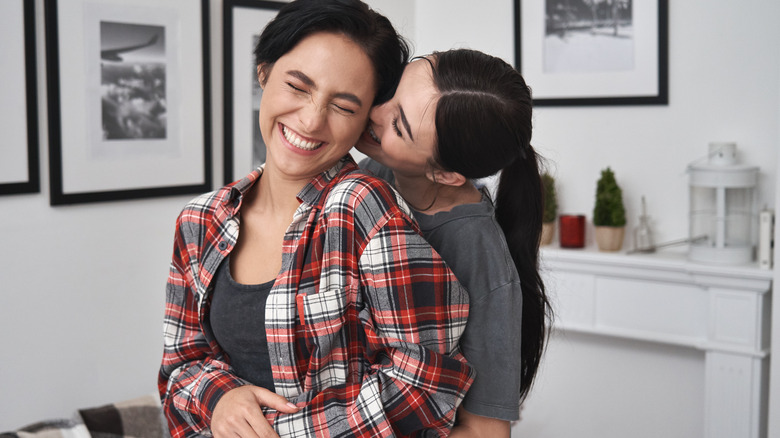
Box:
[541,247,772,438]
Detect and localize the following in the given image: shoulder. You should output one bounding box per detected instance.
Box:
[325,169,413,223]
[174,186,233,241]
[437,211,510,266]
[178,188,227,221]
[358,157,396,184]
[177,168,257,221]
[421,200,519,302]
[418,195,496,237]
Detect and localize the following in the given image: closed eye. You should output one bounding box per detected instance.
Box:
[287,82,306,93]
[332,104,356,115]
[392,118,402,137]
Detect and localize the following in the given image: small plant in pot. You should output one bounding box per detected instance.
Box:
[593,167,626,251]
[541,173,557,245]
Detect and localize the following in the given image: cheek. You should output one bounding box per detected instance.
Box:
[257,105,272,139]
[334,114,369,143]
[381,130,403,151]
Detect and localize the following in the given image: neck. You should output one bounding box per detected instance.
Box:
[392,172,481,214]
[247,166,307,219]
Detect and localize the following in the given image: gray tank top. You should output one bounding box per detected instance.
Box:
[209,256,275,390]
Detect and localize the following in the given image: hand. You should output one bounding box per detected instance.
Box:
[211,385,301,438]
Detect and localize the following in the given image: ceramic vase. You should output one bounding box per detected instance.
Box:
[595,226,625,252]
[540,222,554,246]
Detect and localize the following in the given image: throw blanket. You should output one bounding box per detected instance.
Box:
[1,394,169,438]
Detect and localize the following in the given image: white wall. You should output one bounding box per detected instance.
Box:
[415,0,514,59]
[1,0,778,435]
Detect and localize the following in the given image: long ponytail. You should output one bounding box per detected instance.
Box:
[495,151,551,401]
[430,48,552,400]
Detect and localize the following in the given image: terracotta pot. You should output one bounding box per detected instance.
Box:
[595,226,625,252]
[540,222,555,246]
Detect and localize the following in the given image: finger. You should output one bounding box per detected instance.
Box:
[252,387,301,414]
[245,413,280,438]
[233,417,264,438]
[234,400,278,438]
[212,417,258,438]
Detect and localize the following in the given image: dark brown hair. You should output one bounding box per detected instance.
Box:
[254,0,410,105]
[430,48,552,401]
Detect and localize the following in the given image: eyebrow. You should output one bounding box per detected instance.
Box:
[286,70,364,108]
[398,105,414,141]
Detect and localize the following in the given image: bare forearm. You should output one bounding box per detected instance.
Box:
[450,407,510,438]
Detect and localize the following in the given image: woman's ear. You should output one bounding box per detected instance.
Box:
[427,168,468,187]
[257,64,267,88]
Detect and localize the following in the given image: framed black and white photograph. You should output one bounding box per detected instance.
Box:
[223,0,284,185]
[1,0,40,195]
[45,0,212,205]
[515,0,668,106]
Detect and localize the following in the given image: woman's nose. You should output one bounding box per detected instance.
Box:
[368,104,388,131]
[299,101,327,132]
[369,103,386,120]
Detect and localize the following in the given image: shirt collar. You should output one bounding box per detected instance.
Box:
[224,166,262,212]
[223,155,359,212]
[297,156,358,207]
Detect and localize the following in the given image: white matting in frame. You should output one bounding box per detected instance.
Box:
[516,0,668,106]
[46,0,211,205]
[0,0,39,194]
[84,5,180,160]
[224,0,284,184]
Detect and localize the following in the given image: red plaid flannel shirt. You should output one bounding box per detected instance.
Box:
[159,158,474,437]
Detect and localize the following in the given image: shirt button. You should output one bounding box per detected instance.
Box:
[218,241,227,251]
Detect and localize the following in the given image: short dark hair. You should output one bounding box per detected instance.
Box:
[254,0,410,105]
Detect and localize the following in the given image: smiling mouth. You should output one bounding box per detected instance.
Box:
[281,124,324,151]
[367,125,381,144]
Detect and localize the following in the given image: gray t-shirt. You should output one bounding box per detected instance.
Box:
[360,158,523,421]
[209,256,276,391]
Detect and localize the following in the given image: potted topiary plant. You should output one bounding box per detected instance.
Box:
[593,167,626,251]
[541,173,557,245]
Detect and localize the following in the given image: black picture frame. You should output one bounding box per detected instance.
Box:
[515,0,668,106]
[223,0,284,185]
[45,0,212,205]
[0,0,40,196]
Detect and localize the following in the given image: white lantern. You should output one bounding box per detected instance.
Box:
[687,143,758,265]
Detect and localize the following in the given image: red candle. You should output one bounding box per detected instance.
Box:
[559,214,586,248]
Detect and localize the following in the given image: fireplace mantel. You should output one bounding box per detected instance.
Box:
[541,247,772,438]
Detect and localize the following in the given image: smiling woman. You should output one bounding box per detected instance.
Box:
[158,1,475,438]
[255,32,375,183]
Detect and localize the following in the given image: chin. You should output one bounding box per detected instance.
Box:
[358,130,381,149]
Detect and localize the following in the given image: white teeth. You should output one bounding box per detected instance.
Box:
[282,125,323,151]
[368,125,380,144]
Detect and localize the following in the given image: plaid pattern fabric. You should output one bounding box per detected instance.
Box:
[159,157,474,438]
[1,419,90,438]
[1,393,167,438]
